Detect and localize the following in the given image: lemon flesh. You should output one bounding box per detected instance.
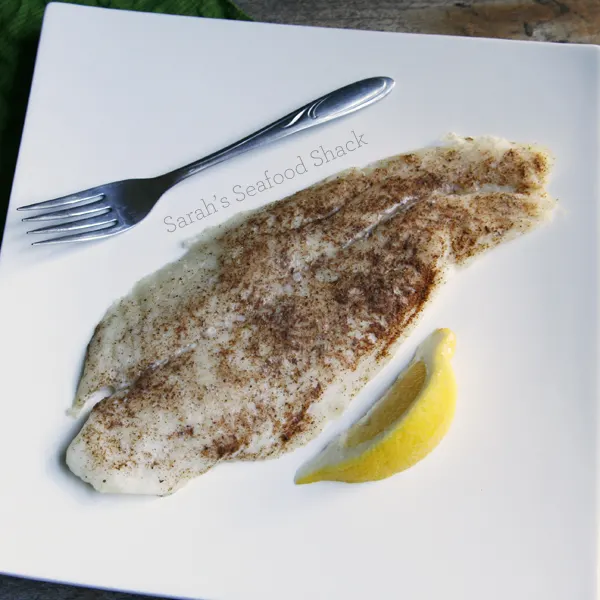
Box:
[295,328,457,484]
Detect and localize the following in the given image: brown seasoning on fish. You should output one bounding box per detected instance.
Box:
[66,136,555,495]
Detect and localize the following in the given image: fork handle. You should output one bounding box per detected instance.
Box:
[162,76,394,186]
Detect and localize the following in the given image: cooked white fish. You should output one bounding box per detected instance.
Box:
[66,136,555,495]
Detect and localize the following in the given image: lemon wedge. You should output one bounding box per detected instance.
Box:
[295,328,457,484]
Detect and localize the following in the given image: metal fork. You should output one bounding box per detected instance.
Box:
[18,77,394,245]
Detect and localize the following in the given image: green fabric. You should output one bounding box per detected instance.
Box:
[0,0,250,234]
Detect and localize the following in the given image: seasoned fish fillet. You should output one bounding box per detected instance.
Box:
[66,136,555,495]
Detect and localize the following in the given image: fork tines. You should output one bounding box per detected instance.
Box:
[18,188,120,245]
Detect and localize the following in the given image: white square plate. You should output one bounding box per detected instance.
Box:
[0,4,598,599]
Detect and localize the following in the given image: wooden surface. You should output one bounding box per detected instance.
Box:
[1,1,595,599]
[236,0,600,43]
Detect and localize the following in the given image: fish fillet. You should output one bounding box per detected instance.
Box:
[66,136,555,495]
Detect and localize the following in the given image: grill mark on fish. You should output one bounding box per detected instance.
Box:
[66,136,555,495]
